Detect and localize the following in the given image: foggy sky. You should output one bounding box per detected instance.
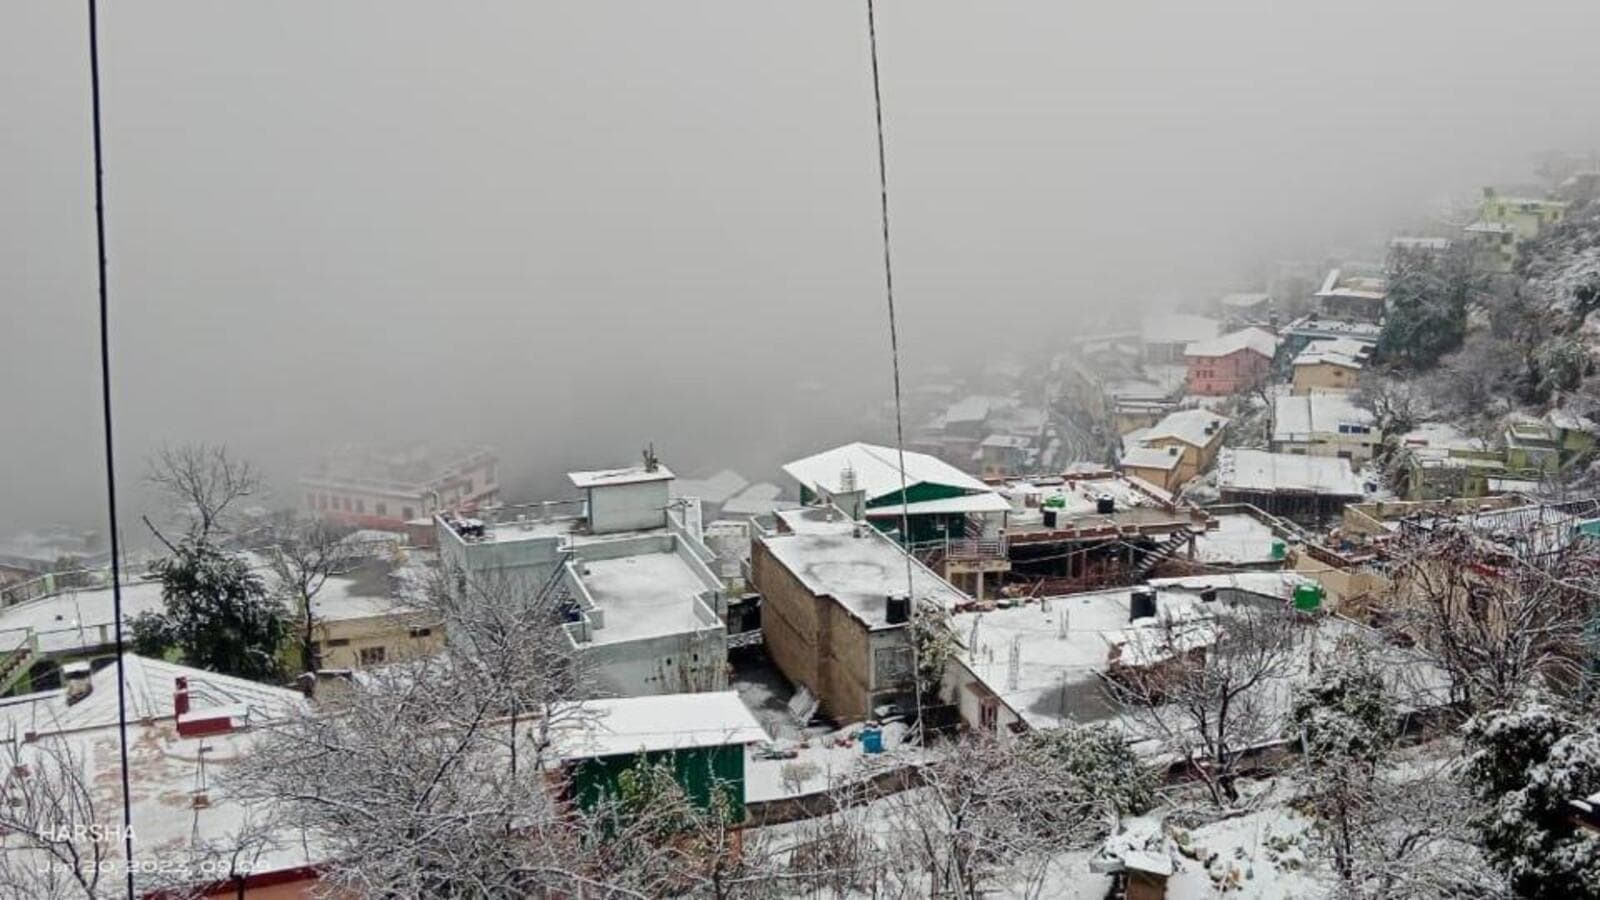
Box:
[5,1,1599,541]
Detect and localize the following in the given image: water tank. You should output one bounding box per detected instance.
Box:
[1270,540,1287,560]
[1293,583,1324,613]
[1199,587,1218,603]
[1096,495,1116,515]
[885,594,911,625]
[1130,587,1158,621]
[1042,508,1058,528]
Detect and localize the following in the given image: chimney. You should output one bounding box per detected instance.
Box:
[174,676,190,717]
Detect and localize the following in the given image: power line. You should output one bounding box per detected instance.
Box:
[862,0,925,723]
[85,0,138,894]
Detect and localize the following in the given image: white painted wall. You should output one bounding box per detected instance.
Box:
[588,479,671,534]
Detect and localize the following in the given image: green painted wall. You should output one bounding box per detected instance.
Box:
[567,745,745,819]
[865,481,967,509]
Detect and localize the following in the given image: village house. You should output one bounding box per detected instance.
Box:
[436,456,731,698]
[1119,408,1230,492]
[942,573,1439,744]
[1216,449,1367,526]
[997,473,1213,591]
[1276,316,1383,371]
[301,444,499,532]
[748,507,969,723]
[1141,313,1221,365]
[782,441,1010,545]
[1289,337,1372,394]
[0,654,319,897]
[1183,328,1278,396]
[1270,392,1381,463]
[1398,423,1507,501]
[1313,267,1389,322]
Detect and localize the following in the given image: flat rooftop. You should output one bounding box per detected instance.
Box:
[760,520,967,629]
[568,465,675,489]
[577,550,714,645]
[1193,512,1283,565]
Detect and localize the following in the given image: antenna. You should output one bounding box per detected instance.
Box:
[642,443,659,473]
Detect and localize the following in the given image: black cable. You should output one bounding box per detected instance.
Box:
[85,1,138,894]
[864,0,924,722]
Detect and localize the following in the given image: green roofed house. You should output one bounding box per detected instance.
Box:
[781,441,1011,545]
[556,692,768,818]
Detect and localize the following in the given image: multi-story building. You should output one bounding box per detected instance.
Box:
[301,444,499,531]
[1119,408,1230,491]
[1290,337,1372,395]
[1465,187,1569,273]
[1183,328,1278,396]
[1314,267,1389,322]
[1271,392,1382,463]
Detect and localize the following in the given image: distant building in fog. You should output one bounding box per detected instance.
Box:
[300,444,498,531]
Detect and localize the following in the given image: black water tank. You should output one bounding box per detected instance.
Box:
[1043,508,1058,528]
[885,594,911,625]
[1130,587,1158,621]
[1199,587,1218,603]
[1097,495,1116,514]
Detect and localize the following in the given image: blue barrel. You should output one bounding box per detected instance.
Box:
[861,726,883,754]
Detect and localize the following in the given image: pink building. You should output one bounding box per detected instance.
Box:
[1183,328,1278,396]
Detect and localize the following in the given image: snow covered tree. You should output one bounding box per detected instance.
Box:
[1465,700,1600,899]
[0,737,110,899]
[1291,638,1396,883]
[1378,247,1479,369]
[144,442,260,545]
[133,538,288,681]
[1109,603,1299,807]
[265,513,357,674]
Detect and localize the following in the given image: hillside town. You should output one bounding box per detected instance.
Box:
[6,155,1600,898]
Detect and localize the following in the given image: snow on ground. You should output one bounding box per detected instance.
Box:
[745,721,914,803]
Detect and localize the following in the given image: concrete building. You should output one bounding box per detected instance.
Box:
[1270,393,1381,462]
[1277,317,1383,370]
[301,444,499,531]
[1290,337,1372,395]
[1119,408,1230,490]
[749,507,968,723]
[1216,449,1366,526]
[1398,423,1506,501]
[1314,267,1388,322]
[436,457,731,698]
[1183,328,1278,396]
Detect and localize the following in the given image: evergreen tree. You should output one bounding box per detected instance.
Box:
[1465,700,1600,899]
[1377,248,1477,368]
[132,539,288,682]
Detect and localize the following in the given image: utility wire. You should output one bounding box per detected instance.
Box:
[863,0,926,723]
[85,0,138,894]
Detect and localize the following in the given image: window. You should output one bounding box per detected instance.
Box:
[409,627,432,639]
[359,646,387,666]
[326,638,351,647]
[979,696,998,733]
[1337,450,1353,460]
[402,506,415,520]
[376,502,387,517]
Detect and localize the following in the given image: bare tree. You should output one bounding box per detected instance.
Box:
[266,514,357,674]
[1382,523,1600,715]
[1107,603,1301,807]
[145,443,261,546]
[0,736,109,900]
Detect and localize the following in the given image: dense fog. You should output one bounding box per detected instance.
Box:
[5,0,1599,544]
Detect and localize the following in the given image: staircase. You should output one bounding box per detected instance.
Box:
[1130,530,1192,581]
[0,632,36,697]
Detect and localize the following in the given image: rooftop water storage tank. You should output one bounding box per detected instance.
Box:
[1293,583,1324,612]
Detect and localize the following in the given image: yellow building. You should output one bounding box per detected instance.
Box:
[1290,337,1371,395]
[1465,188,1568,273]
[310,585,446,669]
[1118,408,1229,492]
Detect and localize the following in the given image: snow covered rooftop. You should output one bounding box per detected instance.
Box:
[1217,449,1365,496]
[1283,316,1383,340]
[568,465,675,489]
[758,521,967,629]
[1272,393,1375,442]
[573,550,719,646]
[1141,313,1221,346]
[1291,336,1373,370]
[1120,445,1184,471]
[1219,292,1271,308]
[670,469,750,505]
[720,481,789,517]
[1193,511,1284,565]
[862,492,1014,517]
[553,692,767,760]
[1400,422,1490,454]
[782,441,995,502]
[1183,327,1279,360]
[1315,267,1388,300]
[1142,408,1230,448]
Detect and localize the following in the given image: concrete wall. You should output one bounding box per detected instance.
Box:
[580,624,728,697]
[315,610,445,669]
[749,537,884,723]
[437,519,566,591]
[1292,362,1359,395]
[587,479,670,534]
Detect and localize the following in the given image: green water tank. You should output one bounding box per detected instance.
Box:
[1043,495,1067,509]
[1270,540,1287,560]
[1293,583,1323,612]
